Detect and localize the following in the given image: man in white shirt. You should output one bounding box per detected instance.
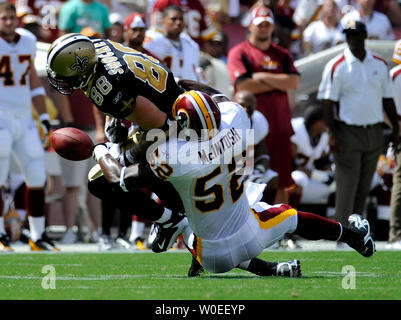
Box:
[318,20,399,226]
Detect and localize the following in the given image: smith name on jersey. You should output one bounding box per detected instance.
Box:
[85,39,184,119]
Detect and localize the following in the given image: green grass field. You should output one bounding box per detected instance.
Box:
[0,250,400,300]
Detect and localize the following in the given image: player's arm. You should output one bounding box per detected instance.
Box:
[383,97,400,147]
[252,72,300,91]
[30,64,47,116]
[126,95,168,130]
[93,145,155,191]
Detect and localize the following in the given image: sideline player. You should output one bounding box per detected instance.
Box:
[0,2,58,251]
[92,90,376,277]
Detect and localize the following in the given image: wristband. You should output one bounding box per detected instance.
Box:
[93,145,109,161]
[31,87,46,97]
[120,166,129,192]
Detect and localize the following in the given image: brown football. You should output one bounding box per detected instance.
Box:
[50,127,94,161]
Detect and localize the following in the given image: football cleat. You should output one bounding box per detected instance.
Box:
[115,237,132,250]
[347,214,376,257]
[29,233,60,251]
[98,234,114,251]
[134,237,147,250]
[275,259,302,278]
[148,212,188,253]
[0,233,14,252]
[188,256,204,277]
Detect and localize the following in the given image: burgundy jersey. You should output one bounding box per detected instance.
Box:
[227,40,299,135]
[151,0,216,46]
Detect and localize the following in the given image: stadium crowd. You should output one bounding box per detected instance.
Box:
[1,0,401,253]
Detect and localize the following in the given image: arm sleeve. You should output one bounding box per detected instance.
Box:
[317,60,340,101]
[227,47,252,86]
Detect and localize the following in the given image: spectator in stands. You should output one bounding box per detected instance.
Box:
[15,0,67,43]
[106,12,124,43]
[58,0,111,37]
[374,0,401,27]
[149,0,217,48]
[340,0,395,40]
[202,31,229,63]
[388,40,401,249]
[227,4,300,204]
[318,21,399,233]
[144,5,202,81]
[302,0,343,55]
[199,32,232,97]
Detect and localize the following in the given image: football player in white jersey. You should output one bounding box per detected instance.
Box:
[93,90,376,277]
[144,6,201,82]
[0,2,58,251]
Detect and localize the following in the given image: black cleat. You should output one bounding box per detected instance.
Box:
[29,232,60,252]
[188,256,204,277]
[148,212,188,253]
[0,233,13,252]
[275,259,302,278]
[347,214,375,257]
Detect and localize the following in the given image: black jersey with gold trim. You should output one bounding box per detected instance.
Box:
[84,39,184,119]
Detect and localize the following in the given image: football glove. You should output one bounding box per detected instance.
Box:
[105,118,129,143]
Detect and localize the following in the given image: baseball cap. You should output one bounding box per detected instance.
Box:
[342,20,367,34]
[250,5,274,26]
[124,12,146,30]
[109,12,123,25]
[393,39,401,65]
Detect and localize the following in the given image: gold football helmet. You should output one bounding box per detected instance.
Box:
[46,33,98,95]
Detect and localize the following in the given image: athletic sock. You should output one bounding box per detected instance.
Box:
[25,188,45,218]
[239,258,277,276]
[28,216,45,242]
[294,211,342,241]
[0,217,6,235]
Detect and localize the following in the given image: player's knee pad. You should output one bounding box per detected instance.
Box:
[23,159,46,187]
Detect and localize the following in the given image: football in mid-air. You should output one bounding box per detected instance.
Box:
[50,127,94,161]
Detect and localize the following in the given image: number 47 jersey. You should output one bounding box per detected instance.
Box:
[0,32,36,118]
[86,39,184,120]
[149,101,252,240]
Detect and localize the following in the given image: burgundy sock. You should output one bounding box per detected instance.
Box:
[25,188,45,217]
[295,211,342,241]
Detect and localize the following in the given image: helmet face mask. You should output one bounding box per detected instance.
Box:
[46,33,98,95]
[172,90,221,141]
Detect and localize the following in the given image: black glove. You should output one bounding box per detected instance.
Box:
[105,118,129,143]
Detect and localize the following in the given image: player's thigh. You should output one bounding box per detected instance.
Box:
[13,122,46,187]
[0,120,14,185]
[251,202,298,247]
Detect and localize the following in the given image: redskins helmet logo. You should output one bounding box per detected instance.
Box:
[70,54,89,72]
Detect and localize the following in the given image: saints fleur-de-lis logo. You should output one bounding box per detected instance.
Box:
[70,54,89,72]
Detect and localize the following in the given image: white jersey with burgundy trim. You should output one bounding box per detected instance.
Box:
[149,101,252,240]
[144,30,201,81]
[0,32,36,119]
